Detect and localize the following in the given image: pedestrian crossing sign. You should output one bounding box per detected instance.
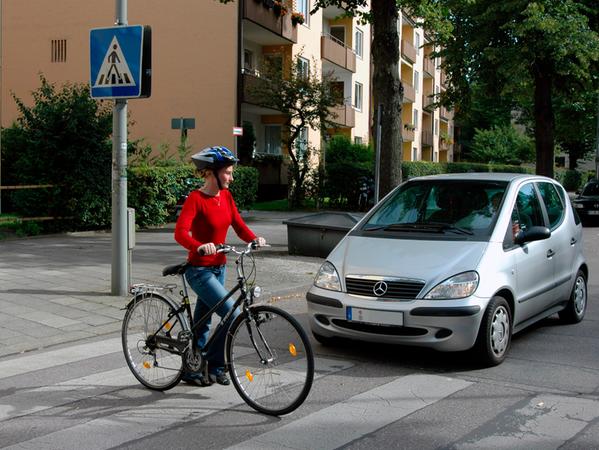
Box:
[90,25,151,99]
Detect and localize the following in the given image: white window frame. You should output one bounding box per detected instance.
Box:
[413,109,419,130]
[297,0,309,26]
[264,125,282,155]
[414,70,419,93]
[412,147,418,161]
[354,81,363,111]
[354,136,363,145]
[296,127,309,158]
[415,33,420,55]
[297,56,310,79]
[355,28,364,58]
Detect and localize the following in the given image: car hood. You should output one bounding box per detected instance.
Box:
[330,235,488,286]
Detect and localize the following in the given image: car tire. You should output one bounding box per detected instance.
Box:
[474,296,512,367]
[558,270,587,324]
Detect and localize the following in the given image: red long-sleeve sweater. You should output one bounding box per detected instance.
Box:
[174,189,256,266]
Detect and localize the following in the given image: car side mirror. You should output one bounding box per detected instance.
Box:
[514,226,551,245]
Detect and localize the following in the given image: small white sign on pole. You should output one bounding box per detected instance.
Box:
[233,126,243,136]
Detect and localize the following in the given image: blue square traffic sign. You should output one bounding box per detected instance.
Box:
[90,25,148,99]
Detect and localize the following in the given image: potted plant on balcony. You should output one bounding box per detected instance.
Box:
[404,123,416,131]
[291,11,305,26]
[273,1,288,16]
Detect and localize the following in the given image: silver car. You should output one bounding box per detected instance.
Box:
[307,173,588,366]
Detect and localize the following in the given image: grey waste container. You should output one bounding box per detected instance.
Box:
[283,212,361,257]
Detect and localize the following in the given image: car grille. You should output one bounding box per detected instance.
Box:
[345,277,424,299]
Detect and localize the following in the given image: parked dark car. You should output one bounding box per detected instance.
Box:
[572,179,599,222]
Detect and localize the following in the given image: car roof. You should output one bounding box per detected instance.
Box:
[407,172,553,184]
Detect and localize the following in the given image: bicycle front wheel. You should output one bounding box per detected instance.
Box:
[122,293,184,391]
[227,305,314,416]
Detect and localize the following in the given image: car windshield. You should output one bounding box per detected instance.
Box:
[362,180,508,239]
[582,183,599,196]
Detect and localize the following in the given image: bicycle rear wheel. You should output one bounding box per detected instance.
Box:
[122,293,184,391]
[227,305,314,416]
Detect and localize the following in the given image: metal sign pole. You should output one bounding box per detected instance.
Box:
[595,92,599,180]
[111,0,128,296]
[374,103,383,203]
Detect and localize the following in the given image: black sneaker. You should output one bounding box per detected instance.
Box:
[182,371,213,387]
[209,368,230,386]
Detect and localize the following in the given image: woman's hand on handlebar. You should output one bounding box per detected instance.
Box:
[254,237,267,247]
[197,242,217,255]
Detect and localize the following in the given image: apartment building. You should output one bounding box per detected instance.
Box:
[0,1,451,191]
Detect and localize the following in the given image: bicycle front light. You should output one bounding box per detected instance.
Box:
[424,271,479,299]
[314,261,341,291]
[251,286,262,298]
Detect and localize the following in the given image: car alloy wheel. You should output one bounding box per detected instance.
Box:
[490,305,510,357]
[475,296,512,367]
[559,270,587,324]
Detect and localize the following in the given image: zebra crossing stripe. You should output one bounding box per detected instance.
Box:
[1,357,354,449]
[0,338,123,380]
[225,374,472,450]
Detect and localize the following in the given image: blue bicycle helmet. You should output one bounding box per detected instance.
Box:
[191,146,239,171]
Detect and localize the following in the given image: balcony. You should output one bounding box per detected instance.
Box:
[402,126,415,142]
[422,93,434,111]
[440,106,450,120]
[243,0,297,44]
[321,34,356,72]
[423,57,434,77]
[242,70,271,107]
[439,138,451,151]
[401,40,417,63]
[329,104,355,128]
[422,130,433,147]
[402,83,415,103]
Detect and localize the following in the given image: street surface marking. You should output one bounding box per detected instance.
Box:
[1,357,353,449]
[0,338,122,380]
[454,394,599,449]
[225,374,472,450]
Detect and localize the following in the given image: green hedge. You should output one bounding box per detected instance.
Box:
[401,161,531,179]
[128,164,259,228]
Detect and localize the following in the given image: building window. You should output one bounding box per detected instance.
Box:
[412,147,418,161]
[296,127,308,158]
[413,109,419,130]
[435,119,439,135]
[330,26,345,45]
[264,125,282,155]
[433,151,438,162]
[297,57,310,79]
[51,39,67,63]
[354,82,363,111]
[414,70,419,93]
[354,136,363,145]
[415,33,420,55]
[297,0,309,25]
[355,28,364,57]
[243,49,255,73]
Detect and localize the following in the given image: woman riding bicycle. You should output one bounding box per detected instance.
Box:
[174,146,266,386]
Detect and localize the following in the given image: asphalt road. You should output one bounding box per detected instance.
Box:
[0,222,598,449]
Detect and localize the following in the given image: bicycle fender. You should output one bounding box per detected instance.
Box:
[125,292,192,330]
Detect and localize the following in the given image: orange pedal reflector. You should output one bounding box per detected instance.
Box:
[289,343,297,357]
[143,361,152,369]
[246,370,254,382]
[164,322,172,331]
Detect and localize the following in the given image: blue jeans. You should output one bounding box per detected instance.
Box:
[184,264,238,372]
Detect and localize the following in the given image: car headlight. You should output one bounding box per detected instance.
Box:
[424,271,479,299]
[314,261,341,291]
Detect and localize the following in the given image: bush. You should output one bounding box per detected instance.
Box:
[470,125,534,165]
[324,135,374,208]
[229,166,259,211]
[1,76,112,230]
[128,165,196,227]
[555,169,582,192]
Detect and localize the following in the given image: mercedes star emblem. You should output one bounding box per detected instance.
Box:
[373,281,388,297]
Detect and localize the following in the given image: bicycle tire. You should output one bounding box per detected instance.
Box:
[122,293,184,391]
[226,305,315,416]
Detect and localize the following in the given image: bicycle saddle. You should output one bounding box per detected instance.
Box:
[162,262,190,276]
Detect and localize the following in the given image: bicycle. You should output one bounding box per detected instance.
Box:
[121,241,315,416]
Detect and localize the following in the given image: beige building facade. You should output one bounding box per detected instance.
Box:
[1,1,452,177]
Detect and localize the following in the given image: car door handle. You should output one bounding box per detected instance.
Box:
[570,237,577,245]
[547,249,555,258]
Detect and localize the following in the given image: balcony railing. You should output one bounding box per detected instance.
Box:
[402,126,415,142]
[242,70,271,107]
[402,83,415,103]
[243,0,297,43]
[422,130,433,147]
[440,106,449,120]
[401,40,417,63]
[321,34,356,72]
[422,93,434,110]
[423,57,434,77]
[329,104,355,128]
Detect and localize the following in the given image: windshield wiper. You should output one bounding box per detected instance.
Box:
[364,222,473,235]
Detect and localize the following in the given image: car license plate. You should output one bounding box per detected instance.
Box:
[346,306,404,326]
[588,211,599,215]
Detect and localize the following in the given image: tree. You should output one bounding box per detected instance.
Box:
[249,55,340,207]
[470,125,534,165]
[414,0,599,178]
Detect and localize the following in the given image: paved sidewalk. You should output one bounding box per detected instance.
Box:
[0,211,323,358]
